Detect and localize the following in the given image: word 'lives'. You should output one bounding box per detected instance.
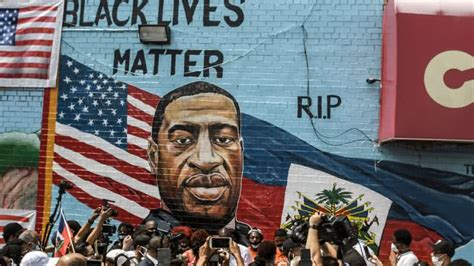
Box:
[64,0,245,27]
[113,49,224,77]
[297,96,342,119]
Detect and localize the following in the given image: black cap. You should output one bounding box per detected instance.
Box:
[282,238,301,254]
[432,239,455,257]
[3,223,24,242]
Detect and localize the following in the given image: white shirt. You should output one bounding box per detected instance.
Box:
[397,251,418,266]
[353,240,375,265]
[230,244,252,266]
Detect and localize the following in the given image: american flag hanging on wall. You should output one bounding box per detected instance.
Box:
[0,0,64,87]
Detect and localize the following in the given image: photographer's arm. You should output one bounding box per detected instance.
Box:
[86,208,113,246]
[306,213,323,266]
[196,237,213,266]
[74,207,101,245]
[230,241,245,266]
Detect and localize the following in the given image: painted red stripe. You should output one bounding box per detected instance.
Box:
[51,174,143,226]
[21,6,59,12]
[128,85,160,108]
[0,73,48,79]
[237,177,286,239]
[54,135,154,185]
[0,51,51,58]
[18,16,56,24]
[16,28,55,34]
[128,124,150,140]
[53,155,159,211]
[128,103,154,126]
[0,239,4,244]
[15,40,53,46]
[0,63,49,69]
[0,215,30,222]
[127,143,148,159]
[35,89,51,234]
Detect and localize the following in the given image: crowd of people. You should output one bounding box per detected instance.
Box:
[0,209,471,266]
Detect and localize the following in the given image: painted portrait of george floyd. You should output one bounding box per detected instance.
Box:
[144,81,250,243]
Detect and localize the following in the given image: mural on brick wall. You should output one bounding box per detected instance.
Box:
[34,55,473,262]
[0,132,39,210]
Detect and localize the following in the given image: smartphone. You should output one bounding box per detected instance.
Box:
[363,245,371,259]
[209,237,232,249]
[86,260,101,266]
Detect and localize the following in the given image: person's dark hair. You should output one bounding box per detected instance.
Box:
[118,223,134,234]
[450,259,472,266]
[0,255,8,266]
[393,229,412,246]
[67,220,81,235]
[257,240,276,261]
[75,242,92,256]
[151,81,241,142]
[414,261,430,266]
[2,223,23,242]
[133,233,151,249]
[190,229,209,256]
[0,240,25,264]
[274,228,287,238]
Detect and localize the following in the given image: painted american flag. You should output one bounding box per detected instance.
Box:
[52,55,161,225]
[0,0,64,87]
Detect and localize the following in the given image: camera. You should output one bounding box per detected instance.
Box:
[317,215,358,246]
[102,224,117,235]
[102,199,118,217]
[289,215,358,247]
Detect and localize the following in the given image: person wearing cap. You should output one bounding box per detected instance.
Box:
[282,238,303,266]
[20,250,59,266]
[431,239,455,266]
[247,228,263,261]
[2,223,25,244]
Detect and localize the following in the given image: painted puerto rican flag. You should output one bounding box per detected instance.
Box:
[0,208,36,247]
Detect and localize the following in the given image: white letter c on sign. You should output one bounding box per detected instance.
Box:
[424,50,473,109]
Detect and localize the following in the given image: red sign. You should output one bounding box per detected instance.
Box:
[379,0,474,142]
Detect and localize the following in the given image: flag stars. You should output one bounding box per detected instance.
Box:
[116,118,123,125]
[70,86,77,93]
[74,114,81,121]
[88,92,94,98]
[120,100,125,106]
[88,119,94,126]
[105,99,112,106]
[73,67,79,74]
[92,80,98,84]
[85,85,91,91]
[107,86,112,92]
[109,130,115,137]
[115,139,123,145]
[89,73,94,79]
[102,79,108,85]
[77,98,83,105]
[63,76,71,84]
[111,109,117,115]
[113,92,119,98]
[102,119,108,126]
[59,111,65,119]
[98,109,103,116]
[96,85,102,90]
[79,80,86,85]
[120,84,126,90]
[98,74,104,79]
[82,106,89,113]
[66,60,73,67]
[68,103,75,111]
[94,130,99,135]
[92,100,98,107]
[60,93,68,101]
[100,93,106,99]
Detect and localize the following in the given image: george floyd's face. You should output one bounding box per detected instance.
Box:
[148,93,243,227]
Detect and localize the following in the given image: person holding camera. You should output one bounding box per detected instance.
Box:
[196,236,245,266]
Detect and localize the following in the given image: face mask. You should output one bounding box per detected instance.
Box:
[118,234,127,240]
[391,243,398,253]
[431,255,444,266]
[250,244,260,249]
